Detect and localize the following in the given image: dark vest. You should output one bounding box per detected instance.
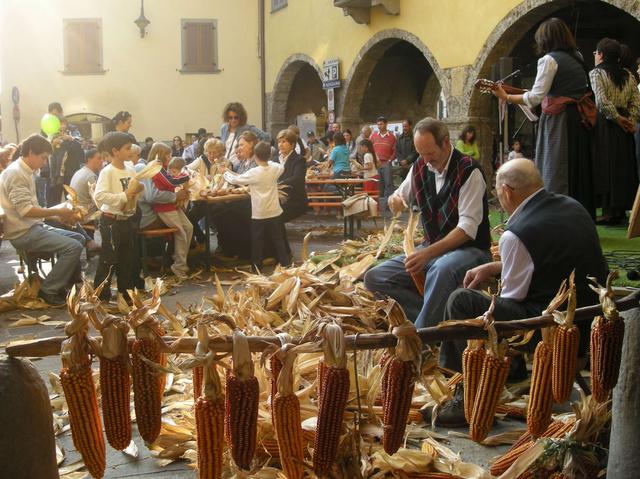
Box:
[507,190,607,308]
[411,149,491,251]
[547,51,589,100]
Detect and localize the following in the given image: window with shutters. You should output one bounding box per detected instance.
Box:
[271,0,288,12]
[63,19,105,74]
[180,19,219,74]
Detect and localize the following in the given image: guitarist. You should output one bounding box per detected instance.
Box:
[492,17,595,218]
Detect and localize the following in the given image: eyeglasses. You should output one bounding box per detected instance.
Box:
[593,50,599,55]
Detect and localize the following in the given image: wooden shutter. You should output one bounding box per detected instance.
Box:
[63,19,103,74]
[181,20,218,73]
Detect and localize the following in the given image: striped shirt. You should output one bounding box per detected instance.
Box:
[370,130,396,164]
[589,68,640,122]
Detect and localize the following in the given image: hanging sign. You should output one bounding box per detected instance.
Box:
[322,58,341,89]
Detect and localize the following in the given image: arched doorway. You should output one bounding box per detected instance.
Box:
[340,29,446,133]
[466,0,640,162]
[268,54,327,137]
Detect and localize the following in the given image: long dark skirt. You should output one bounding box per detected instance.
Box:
[593,114,638,214]
[535,104,594,217]
[215,198,252,259]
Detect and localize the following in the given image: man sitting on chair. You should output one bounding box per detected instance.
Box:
[0,134,84,306]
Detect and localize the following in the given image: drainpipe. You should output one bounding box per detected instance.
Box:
[258,0,267,131]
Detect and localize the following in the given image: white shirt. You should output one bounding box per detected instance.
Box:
[394,146,486,240]
[498,188,544,300]
[93,163,136,216]
[224,161,284,219]
[0,159,41,239]
[522,55,558,108]
[225,132,239,166]
[363,152,378,179]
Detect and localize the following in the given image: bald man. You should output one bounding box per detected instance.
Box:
[435,159,607,426]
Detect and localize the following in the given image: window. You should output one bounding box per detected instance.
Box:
[271,0,287,12]
[181,19,219,74]
[63,19,104,74]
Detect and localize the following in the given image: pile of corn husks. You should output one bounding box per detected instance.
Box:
[42,223,596,478]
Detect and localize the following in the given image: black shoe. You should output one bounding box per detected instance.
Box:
[37,290,66,307]
[421,382,468,428]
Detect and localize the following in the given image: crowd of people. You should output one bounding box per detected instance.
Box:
[0,17,635,427]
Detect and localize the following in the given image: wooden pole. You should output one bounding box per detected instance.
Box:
[6,291,639,358]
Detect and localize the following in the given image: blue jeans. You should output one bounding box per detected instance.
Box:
[10,224,85,296]
[363,246,491,329]
[377,163,394,217]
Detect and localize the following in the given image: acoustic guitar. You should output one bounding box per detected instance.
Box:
[474,79,526,95]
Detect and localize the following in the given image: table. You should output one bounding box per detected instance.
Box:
[197,194,250,269]
[305,178,368,239]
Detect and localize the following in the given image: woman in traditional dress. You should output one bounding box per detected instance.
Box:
[493,17,594,216]
[590,38,640,224]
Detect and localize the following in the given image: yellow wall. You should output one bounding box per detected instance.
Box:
[265,0,522,91]
[0,0,262,143]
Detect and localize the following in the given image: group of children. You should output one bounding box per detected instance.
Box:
[92,131,292,301]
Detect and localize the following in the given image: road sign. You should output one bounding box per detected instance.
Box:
[11,87,19,105]
[328,111,335,124]
[327,88,335,111]
[322,58,341,90]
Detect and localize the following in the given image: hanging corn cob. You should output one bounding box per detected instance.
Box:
[195,349,225,479]
[381,302,422,454]
[527,327,555,437]
[551,273,579,403]
[226,329,259,470]
[273,343,312,479]
[97,315,132,451]
[403,210,425,295]
[313,321,350,476]
[469,297,510,442]
[127,284,167,444]
[589,272,625,403]
[60,291,106,479]
[191,322,211,400]
[462,339,485,424]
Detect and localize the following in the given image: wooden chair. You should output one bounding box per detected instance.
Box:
[139,227,178,276]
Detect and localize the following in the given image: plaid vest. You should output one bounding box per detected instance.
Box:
[411,149,490,250]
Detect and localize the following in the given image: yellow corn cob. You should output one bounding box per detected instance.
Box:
[527,339,554,437]
[270,354,282,413]
[131,337,162,443]
[382,356,417,454]
[62,365,106,479]
[462,340,485,423]
[99,356,131,451]
[469,352,510,442]
[195,396,224,479]
[445,372,463,389]
[420,440,437,459]
[157,325,167,403]
[274,346,305,479]
[552,325,579,403]
[590,314,625,403]
[495,404,527,418]
[313,322,350,476]
[225,330,259,471]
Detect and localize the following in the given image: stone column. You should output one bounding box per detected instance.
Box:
[608,307,640,478]
[0,355,59,478]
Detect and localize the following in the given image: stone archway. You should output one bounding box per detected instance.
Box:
[465,0,640,118]
[460,0,640,172]
[339,29,448,132]
[267,54,327,137]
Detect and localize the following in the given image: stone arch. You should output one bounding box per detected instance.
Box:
[339,28,448,131]
[465,0,640,118]
[268,53,327,136]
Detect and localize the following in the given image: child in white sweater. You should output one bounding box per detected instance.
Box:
[93,131,145,302]
[223,141,290,268]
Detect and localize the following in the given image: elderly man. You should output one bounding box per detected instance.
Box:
[0,134,84,305]
[364,117,491,329]
[435,158,607,426]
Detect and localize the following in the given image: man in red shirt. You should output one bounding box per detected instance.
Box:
[370,116,397,216]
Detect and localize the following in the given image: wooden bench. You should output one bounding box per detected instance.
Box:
[139,227,178,276]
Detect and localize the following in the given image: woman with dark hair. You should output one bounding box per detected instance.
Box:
[454,125,480,161]
[219,102,269,168]
[492,17,594,216]
[590,38,640,224]
[171,136,184,157]
[112,111,138,145]
[344,128,357,158]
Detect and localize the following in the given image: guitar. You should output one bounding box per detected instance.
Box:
[474,79,526,95]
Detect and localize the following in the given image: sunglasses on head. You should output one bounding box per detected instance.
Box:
[228,115,239,120]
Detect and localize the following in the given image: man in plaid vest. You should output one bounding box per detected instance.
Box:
[364,117,491,329]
